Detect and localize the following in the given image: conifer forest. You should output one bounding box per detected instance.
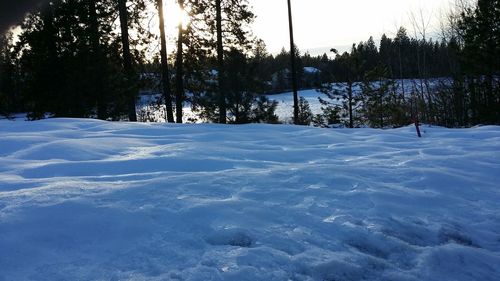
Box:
[0,0,498,127]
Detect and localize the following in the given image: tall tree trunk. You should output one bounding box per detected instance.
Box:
[216,0,226,124]
[88,0,106,119]
[157,0,175,122]
[117,0,137,122]
[348,80,353,128]
[287,0,299,125]
[39,3,59,118]
[174,0,185,123]
[398,41,405,103]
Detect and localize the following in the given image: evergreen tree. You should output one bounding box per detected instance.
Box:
[184,0,255,123]
[296,96,312,125]
[458,0,500,124]
[252,96,279,124]
[0,33,17,117]
[10,0,150,120]
[195,48,274,124]
[117,0,137,121]
[174,0,185,123]
[361,66,401,128]
[156,0,175,123]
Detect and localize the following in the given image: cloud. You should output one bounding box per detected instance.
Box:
[0,0,49,33]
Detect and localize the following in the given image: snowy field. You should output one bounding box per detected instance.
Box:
[138,89,330,124]
[268,89,326,122]
[267,79,449,123]
[1,119,500,280]
[137,79,445,123]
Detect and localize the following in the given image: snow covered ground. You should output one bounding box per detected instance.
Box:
[1,119,500,280]
[267,89,326,122]
[267,79,450,122]
[137,79,446,124]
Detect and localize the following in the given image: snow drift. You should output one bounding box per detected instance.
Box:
[0,119,499,280]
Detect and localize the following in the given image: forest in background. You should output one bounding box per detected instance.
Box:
[0,0,498,128]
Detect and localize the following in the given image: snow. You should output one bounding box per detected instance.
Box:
[303,67,321,74]
[1,118,500,280]
[267,79,450,122]
[268,89,327,122]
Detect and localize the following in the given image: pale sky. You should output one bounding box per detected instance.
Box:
[250,0,454,56]
[11,0,453,58]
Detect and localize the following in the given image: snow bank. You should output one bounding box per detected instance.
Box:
[1,119,499,280]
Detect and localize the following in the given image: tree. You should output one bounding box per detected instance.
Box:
[117,0,137,121]
[361,65,410,128]
[186,0,255,121]
[394,27,410,97]
[194,48,274,124]
[252,96,279,124]
[379,34,393,77]
[296,96,312,125]
[156,0,175,122]
[174,0,185,123]
[88,0,107,119]
[326,47,363,128]
[9,0,151,120]
[215,0,226,123]
[287,0,299,125]
[251,39,273,93]
[458,0,500,124]
[0,32,17,117]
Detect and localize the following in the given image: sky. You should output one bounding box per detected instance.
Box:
[250,0,454,56]
[8,0,454,58]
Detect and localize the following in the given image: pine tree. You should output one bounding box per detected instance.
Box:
[174,0,185,123]
[360,64,411,128]
[287,0,299,124]
[215,0,226,123]
[458,0,500,124]
[88,0,107,119]
[0,33,16,117]
[186,0,255,122]
[10,0,151,120]
[117,0,137,121]
[156,0,175,123]
[296,96,312,125]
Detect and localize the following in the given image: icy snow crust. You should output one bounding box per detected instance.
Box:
[0,119,500,281]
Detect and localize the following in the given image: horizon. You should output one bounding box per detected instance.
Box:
[7,0,454,58]
[251,0,453,56]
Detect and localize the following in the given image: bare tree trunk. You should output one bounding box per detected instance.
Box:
[157,0,175,122]
[410,10,427,123]
[287,0,299,125]
[216,0,226,124]
[117,0,137,121]
[88,0,106,119]
[174,0,185,123]
[397,39,405,103]
[348,80,353,128]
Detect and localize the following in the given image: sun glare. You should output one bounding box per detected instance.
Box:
[171,5,190,30]
[143,0,191,54]
[162,1,190,31]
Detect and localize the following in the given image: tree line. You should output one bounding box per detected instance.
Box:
[0,0,270,124]
[0,0,498,127]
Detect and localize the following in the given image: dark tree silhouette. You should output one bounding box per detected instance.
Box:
[216,0,226,124]
[174,0,185,123]
[156,0,175,122]
[117,0,137,121]
[287,0,299,125]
